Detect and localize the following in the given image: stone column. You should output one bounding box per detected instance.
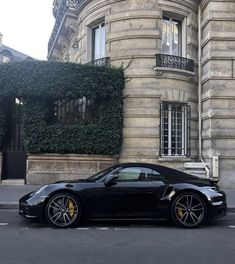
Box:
[201,0,235,187]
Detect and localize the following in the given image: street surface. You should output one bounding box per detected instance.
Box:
[0,210,235,264]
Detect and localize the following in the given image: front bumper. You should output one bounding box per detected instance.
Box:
[210,202,227,218]
[19,192,47,220]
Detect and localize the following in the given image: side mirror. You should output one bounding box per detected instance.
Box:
[105,173,118,186]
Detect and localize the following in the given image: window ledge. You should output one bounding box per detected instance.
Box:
[154,67,196,76]
[158,157,191,162]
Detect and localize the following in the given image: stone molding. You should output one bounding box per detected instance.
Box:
[154,66,196,77]
[26,154,118,184]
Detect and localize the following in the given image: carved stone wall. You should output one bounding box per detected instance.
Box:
[201,0,235,187]
[27,154,118,184]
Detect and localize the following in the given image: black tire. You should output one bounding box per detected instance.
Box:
[45,193,81,228]
[171,192,207,228]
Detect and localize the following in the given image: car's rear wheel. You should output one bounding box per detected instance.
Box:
[45,193,81,228]
[171,192,207,228]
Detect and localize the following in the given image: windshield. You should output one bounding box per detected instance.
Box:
[87,165,119,182]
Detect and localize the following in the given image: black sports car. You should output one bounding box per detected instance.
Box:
[19,163,227,228]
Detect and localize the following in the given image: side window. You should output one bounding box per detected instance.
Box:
[138,168,165,181]
[117,168,141,182]
[116,167,165,182]
[146,169,164,181]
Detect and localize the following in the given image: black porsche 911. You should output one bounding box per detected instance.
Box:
[19,163,227,228]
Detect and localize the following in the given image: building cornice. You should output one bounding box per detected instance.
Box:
[201,0,235,10]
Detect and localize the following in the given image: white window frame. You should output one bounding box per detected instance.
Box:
[160,102,190,157]
[91,21,105,61]
[161,13,187,58]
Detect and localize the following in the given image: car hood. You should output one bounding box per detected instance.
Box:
[54,179,91,184]
[32,179,93,196]
[49,179,93,185]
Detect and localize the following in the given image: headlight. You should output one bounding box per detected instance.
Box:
[34,185,49,196]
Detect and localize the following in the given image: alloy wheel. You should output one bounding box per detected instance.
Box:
[172,193,206,228]
[46,193,80,228]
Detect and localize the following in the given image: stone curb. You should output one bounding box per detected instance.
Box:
[228,207,235,213]
[0,203,18,209]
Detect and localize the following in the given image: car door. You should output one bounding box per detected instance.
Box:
[90,166,166,218]
[114,167,166,217]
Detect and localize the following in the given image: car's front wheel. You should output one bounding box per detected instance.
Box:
[171,192,207,228]
[45,193,81,228]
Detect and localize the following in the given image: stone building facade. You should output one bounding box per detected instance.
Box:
[46,0,235,188]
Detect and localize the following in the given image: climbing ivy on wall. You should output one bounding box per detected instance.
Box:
[0,61,124,154]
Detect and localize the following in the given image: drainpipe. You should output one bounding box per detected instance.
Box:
[198,3,210,177]
[198,4,202,161]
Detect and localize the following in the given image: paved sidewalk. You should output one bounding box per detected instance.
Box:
[0,184,40,209]
[224,189,235,211]
[0,184,234,211]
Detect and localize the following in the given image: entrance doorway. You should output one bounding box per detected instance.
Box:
[1,98,26,180]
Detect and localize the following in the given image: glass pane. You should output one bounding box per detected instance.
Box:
[163,105,169,155]
[94,26,100,60]
[100,23,105,58]
[92,23,105,60]
[171,105,176,155]
[162,19,171,55]
[172,20,181,56]
[162,17,182,56]
[146,170,161,181]
[118,168,141,181]
[172,105,183,155]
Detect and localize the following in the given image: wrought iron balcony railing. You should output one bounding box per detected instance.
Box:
[48,0,80,55]
[155,54,194,73]
[87,57,110,66]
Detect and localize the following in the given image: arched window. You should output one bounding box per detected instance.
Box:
[1,50,13,63]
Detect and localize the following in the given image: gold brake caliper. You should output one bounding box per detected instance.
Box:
[68,199,75,218]
[177,208,184,218]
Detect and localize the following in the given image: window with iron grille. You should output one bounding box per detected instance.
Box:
[54,97,95,124]
[160,102,190,157]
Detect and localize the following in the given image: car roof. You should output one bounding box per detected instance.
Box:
[116,162,196,180]
[117,162,169,170]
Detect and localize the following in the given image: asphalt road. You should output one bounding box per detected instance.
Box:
[0,210,235,264]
